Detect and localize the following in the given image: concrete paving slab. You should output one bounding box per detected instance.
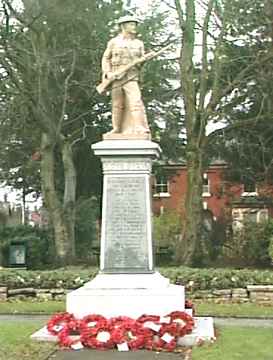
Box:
[48,349,192,360]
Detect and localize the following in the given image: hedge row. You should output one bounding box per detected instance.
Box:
[162,267,273,290]
[0,267,272,291]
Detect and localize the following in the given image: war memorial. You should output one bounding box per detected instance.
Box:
[32,15,214,355]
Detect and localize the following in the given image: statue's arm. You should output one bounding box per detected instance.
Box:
[140,41,145,58]
[102,40,113,79]
[136,41,146,72]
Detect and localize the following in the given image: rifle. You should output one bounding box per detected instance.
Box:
[96,43,172,95]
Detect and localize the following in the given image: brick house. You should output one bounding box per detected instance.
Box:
[152,160,273,227]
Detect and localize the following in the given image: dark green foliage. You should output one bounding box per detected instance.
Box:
[0,267,98,289]
[0,266,272,291]
[153,211,181,265]
[75,197,100,263]
[0,225,54,269]
[0,0,125,199]
[162,267,273,291]
[0,0,182,202]
[207,0,273,181]
[222,219,273,267]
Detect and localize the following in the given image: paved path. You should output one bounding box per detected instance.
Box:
[47,349,192,360]
[1,314,273,328]
[214,317,273,328]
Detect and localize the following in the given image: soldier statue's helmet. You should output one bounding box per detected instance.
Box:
[117,15,140,25]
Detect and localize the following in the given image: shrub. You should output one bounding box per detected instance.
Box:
[75,197,100,264]
[161,267,273,290]
[222,219,273,267]
[269,236,273,264]
[0,267,98,289]
[153,211,181,265]
[0,266,272,291]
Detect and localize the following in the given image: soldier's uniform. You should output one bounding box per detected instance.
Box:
[101,17,150,135]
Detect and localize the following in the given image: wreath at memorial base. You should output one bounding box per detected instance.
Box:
[168,311,195,336]
[47,309,195,352]
[82,314,108,328]
[47,312,76,336]
[112,321,152,350]
[81,324,115,350]
[57,319,87,348]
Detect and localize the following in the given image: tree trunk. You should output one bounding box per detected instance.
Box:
[61,138,76,258]
[175,140,204,266]
[40,132,76,264]
[175,0,208,266]
[180,140,203,265]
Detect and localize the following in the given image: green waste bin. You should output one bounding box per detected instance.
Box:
[9,242,26,268]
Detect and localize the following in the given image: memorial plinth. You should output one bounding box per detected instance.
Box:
[94,139,158,273]
[67,140,185,318]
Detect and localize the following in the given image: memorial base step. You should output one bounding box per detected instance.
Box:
[67,286,184,319]
[82,272,170,289]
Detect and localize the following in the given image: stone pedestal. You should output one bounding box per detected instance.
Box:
[66,140,185,318]
[94,140,157,273]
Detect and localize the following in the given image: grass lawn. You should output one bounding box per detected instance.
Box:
[196,302,273,318]
[1,300,272,318]
[0,300,65,314]
[0,321,56,360]
[0,322,272,360]
[192,326,273,360]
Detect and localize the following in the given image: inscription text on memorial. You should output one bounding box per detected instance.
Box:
[104,176,150,272]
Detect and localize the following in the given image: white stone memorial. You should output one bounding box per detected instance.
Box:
[32,14,214,343]
[66,139,185,318]
[32,139,214,344]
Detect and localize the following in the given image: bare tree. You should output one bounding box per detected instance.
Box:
[173,0,273,265]
[0,0,105,264]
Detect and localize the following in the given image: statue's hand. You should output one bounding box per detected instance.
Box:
[102,72,113,81]
[145,51,156,60]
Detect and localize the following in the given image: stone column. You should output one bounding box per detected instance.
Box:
[93,140,159,273]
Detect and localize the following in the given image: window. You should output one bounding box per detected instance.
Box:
[153,175,170,197]
[202,173,211,196]
[242,177,257,196]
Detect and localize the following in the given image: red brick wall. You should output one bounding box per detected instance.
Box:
[152,165,273,221]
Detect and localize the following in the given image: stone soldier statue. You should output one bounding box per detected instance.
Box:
[101,15,150,138]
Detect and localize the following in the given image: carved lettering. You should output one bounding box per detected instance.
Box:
[102,160,151,173]
[104,176,149,271]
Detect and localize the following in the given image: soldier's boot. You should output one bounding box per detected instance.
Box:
[131,104,150,134]
[110,105,124,133]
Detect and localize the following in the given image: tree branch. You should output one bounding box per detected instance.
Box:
[2,0,42,32]
[198,0,214,113]
[58,50,76,134]
[71,121,92,147]
[209,2,228,116]
[206,115,270,145]
[206,51,273,118]
[174,0,185,30]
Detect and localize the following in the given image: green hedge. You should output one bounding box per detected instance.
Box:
[162,267,273,290]
[0,266,272,290]
[0,267,98,289]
